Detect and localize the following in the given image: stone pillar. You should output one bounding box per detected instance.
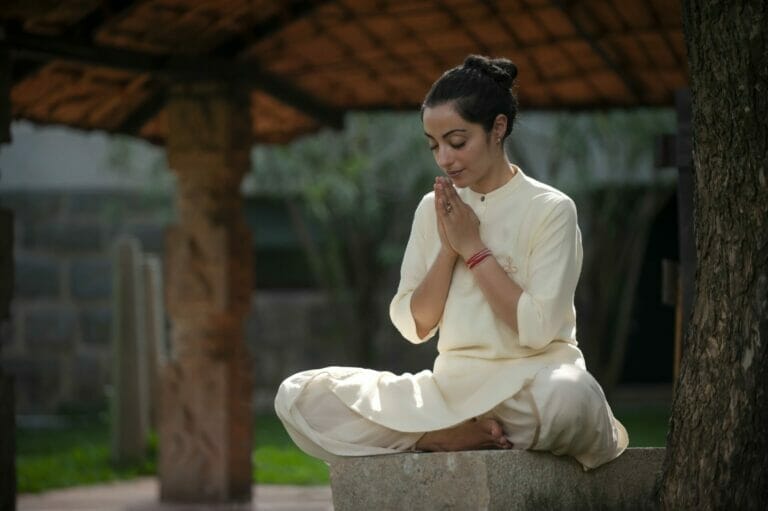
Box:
[160,83,254,504]
[142,254,167,428]
[111,237,150,464]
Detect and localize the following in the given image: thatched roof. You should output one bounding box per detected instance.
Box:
[1,0,688,145]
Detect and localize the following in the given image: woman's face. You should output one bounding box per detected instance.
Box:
[422,102,496,190]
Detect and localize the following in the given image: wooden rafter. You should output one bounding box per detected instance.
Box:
[9,1,138,84]
[305,7,411,106]
[639,0,685,69]
[334,2,437,104]
[118,85,165,134]
[2,26,344,129]
[478,0,559,105]
[602,1,657,68]
[213,0,334,57]
[551,0,644,102]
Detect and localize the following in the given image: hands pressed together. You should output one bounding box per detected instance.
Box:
[434,176,486,261]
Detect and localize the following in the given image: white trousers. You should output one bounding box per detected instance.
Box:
[276,363,627,469]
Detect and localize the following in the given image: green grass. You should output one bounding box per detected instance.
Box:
[252,414,329,485]
[16,414,329,493]
[17,406,668,493]
[16,417,158,493]
[613,404,671,448]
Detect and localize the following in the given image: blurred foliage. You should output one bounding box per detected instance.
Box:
[250,112,441,364]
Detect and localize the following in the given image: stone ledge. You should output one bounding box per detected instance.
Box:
[330,447,663,511]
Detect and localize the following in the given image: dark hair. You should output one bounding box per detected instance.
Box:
[422,55,519,140]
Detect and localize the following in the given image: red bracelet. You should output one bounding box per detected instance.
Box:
[465,248,492,269]
[465,248,489,267]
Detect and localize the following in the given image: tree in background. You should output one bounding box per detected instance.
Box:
[660,1,767,508]
[252,108,675,389]
[251,112,437,366]
[511,110,675,397]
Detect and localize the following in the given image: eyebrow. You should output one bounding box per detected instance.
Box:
[424,128,468,139]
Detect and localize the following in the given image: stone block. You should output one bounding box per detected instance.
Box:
[23,221,104,252]
[67,191,127,217]
[14,254,60,299]
[80,306,112,345]
[111,237,150,464]
[0,191,64,223]
[0,355,62,413]
[71,351,108,403]
[24,307,78,349]
[70,257,112,300]
[330,448,664,511]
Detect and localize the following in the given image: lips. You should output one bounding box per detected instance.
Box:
[447,169,464,178]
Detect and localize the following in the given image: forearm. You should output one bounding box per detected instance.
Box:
[469,253,524,332]
[410,249,458,338]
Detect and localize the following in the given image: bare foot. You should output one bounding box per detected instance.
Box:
[415,418,512,452]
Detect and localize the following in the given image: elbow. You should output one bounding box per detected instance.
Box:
[414,320,437,343]
[389,292,436,344]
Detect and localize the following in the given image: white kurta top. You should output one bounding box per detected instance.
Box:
[327,166,591,432]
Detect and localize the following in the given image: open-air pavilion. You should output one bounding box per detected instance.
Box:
[1,0,691,508]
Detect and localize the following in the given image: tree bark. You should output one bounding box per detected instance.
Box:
[659,1,768,509]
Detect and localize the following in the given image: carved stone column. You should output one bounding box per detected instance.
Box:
[160,83,254,504]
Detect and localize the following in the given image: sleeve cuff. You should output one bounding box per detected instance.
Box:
[516,291,550,350]
[389,291,438,344]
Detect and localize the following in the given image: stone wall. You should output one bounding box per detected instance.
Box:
[0,189,435,414]
[0,190,172,413]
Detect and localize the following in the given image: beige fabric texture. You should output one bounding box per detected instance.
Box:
[275,167,628,470]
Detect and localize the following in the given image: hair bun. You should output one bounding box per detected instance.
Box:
[463,55,518,89]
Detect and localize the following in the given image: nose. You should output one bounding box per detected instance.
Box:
[435,145,453,170]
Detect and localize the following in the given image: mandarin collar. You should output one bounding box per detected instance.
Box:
[460,165,525,204]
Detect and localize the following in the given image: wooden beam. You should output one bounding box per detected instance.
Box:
[7,1,138,84]
[1,26,344,129]
[478,0,560,105]
[213,0,334,57]
[118,87,165,135]
[551,0,645,103]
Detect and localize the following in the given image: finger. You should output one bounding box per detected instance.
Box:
[436,196,448,218]
[439,177,459,201]
[444,179,461,202]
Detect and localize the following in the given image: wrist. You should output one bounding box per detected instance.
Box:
[438,246,459,261]
[460,241,487,262]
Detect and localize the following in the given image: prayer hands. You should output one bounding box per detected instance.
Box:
[434,177,485,260]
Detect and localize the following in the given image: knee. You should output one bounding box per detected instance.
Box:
[533,366,604,431]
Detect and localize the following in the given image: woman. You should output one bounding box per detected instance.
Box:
[275,55,628,470]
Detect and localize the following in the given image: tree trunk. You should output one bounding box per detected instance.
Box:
[659,1,768,509]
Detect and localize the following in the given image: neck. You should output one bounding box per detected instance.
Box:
[470,158,515,194]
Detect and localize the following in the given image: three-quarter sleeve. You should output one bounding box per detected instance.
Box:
[389,194,439,344]
[516,197,582,350]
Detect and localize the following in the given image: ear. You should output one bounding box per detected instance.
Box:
[493,114,508,142]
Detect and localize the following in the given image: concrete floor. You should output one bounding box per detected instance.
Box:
[17,478,333,511]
